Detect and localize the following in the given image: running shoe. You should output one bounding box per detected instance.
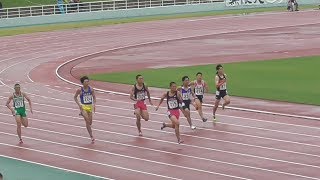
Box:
[161,122,166,130]
[213,115,217,122]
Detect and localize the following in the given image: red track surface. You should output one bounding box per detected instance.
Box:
[1,10,320,180]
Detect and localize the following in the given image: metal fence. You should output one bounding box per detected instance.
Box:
[0,0,223,19]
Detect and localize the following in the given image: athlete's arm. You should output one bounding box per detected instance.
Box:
[130,86,137,101]
[5,95,15,115]
[204,81,209,93]
[155,92,166,111]
[92,88,97,113]
[23,93,33,114]
[177,91,183,103]
[74,89,82,110]
[177,91,185,109]
[191,89,196,102]
[188,81,195,87]
[177,91,185,106]
[145,85,153,105]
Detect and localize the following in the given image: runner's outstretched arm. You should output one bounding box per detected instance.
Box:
[6,95,14,115]
[23,93,33,114]
[155,93,166,111]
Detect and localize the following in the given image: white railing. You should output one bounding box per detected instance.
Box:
[0,0,223,19]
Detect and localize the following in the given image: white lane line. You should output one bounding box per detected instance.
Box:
[0,120,318,180]
[0,142,181,180]
[3,100,320,157]
[0,131,252,180]
[1,94,319,146]
[11,85,320,131]
[1,94,319,153]
[2,90,319,138]
[54,32,320,121]
[0,98,319,158]
[2,81,319,132]
[0,154,111,180]
[27,72,34,83]
[0,111,319,170]
[12,95,318,139]
[18,102,320,149]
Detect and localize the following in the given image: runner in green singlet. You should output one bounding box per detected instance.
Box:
[6,83,33,144]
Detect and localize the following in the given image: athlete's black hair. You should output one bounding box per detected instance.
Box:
[14,83,20,87]
[182,76,189,81]
[136,74,142,80]
[216,64,223,74]
[196,72,202,76]
[170,82,176,87]
[216,64,223,71]
[80,76,89,84]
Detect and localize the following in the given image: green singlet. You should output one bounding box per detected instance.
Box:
[13,93,26,117]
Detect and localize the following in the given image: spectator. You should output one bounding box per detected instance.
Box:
[57,0,66,14]
[287,0,299,11]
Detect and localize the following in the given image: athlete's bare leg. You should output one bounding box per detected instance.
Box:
[161,116,183,144]
[222,95,231,110]
[15,116,23,143]
[21,117,28,127]
[181,108,195,129]
[171,116,183,144]
[213,99,220,122]
[140,110,149,121]
[195,99,206,122]
[134,108,143,136]
[81,110,94,142]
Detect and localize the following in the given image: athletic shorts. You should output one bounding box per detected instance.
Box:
[216,90,228,100]
[81,104,93,113]
[182,100,191,110]
[167,109,180,120]
[15,108,27,117]
[195,95,203,103]
[134,100,147,111]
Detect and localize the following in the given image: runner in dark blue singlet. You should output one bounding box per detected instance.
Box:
[179,76,196,130]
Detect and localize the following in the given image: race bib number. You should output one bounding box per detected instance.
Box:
[195,87,203,95]
[137,92,145,100]
[168,100,178,109]
[220,83,227,90]
[182,93,190,100]
[15,101,24,108]
[83,95,92,104]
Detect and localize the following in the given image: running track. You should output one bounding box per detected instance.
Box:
[1,10,320,180]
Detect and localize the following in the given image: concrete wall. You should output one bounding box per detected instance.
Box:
[0,0,318,28]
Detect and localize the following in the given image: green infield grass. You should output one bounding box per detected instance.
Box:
[89,56,320,105]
